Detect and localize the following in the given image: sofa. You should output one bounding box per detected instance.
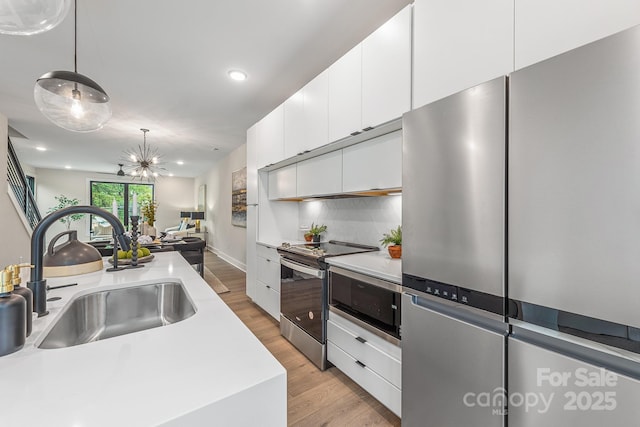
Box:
[163,218,196,238]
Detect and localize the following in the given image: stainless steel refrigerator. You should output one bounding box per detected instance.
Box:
[402,76,508,426]
[402,24,640,427]
[508,24,640,425]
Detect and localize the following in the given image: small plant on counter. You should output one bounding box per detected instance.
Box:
[380,225,402,259]
[307,222,327,242]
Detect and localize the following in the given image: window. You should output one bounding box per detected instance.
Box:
[89,181,154,237]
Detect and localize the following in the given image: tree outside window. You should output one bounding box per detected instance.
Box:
[90,181,153,237]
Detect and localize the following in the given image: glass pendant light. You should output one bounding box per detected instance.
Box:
[0,0,70,35]
[33,0,111,132]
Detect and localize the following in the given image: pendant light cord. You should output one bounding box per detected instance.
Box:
[74,0,77,73]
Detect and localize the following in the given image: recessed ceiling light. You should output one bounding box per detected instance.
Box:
[36,146,47,151]
[228,70,247,81]
[169,173,174,177]
[64,165,71,169]
[176,160,184,165]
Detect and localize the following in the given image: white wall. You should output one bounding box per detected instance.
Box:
[196,144,247,270]
[35,168,194,243]
[1,113,31,265]
[298,195,402,249]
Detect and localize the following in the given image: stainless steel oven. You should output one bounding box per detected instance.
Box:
[277,241,379,370]
[279,257,326,369]
[329,266,402,344]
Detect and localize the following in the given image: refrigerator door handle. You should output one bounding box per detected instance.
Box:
[511,324,640,381]
[405,291,507,336]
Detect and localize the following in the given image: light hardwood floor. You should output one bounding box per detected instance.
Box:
[204,251,401,427]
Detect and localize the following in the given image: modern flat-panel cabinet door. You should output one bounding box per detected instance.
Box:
[296,151,342,197]
[268,164,297,200]
[300,70,329,153]
[328,44,362,142]
[284,89,305,159]
[256,104,284,169]
[515,0,640,70]
[362,5,411,129]
[246,123,259,205]
[342,130,402,193]
[412,0,514,109]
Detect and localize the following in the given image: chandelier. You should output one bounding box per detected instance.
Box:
[122,128,165,181]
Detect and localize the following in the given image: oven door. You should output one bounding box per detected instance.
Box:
[280,258,326,343]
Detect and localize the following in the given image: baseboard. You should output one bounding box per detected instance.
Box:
[208,246,246,272]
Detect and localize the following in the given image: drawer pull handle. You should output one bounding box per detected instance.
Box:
[355,360,366,368]
[355,336,367,344]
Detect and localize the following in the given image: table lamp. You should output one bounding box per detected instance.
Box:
[191,212,205,232]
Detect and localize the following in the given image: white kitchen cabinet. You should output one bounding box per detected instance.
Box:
[300,70,329,153]
[342,130,402,193]
[256,104,284,169]
[245,123,259,301]
[515,0,640,70]
[362,5,411,129]
[328,44,363,142]
[246,123,259,205]
[327,310,401,416]
[245,205,257,300]
[268,164,297,200]
[284,89,305,159]
[254,244,281,320]
[296,150,342,197]
[412,0,514,109]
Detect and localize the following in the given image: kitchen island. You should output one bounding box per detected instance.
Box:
[0,252,286,427]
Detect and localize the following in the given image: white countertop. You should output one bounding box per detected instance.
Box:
[0,252,286,427]
[325,251,402,284]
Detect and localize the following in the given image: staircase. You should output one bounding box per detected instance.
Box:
[7,137,41,229]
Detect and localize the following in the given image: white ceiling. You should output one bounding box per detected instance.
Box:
[1,0,410,178]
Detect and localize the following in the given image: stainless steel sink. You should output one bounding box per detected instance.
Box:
[38,282,196,349]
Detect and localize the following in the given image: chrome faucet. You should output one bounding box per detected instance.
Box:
[27,205,130,317]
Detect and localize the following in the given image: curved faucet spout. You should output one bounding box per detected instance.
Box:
[27,205,130,317]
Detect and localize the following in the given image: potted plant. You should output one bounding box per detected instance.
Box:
[47,195,84,230]
[307,222,327,243]
[380,225,402,259]
[140,199,158,237]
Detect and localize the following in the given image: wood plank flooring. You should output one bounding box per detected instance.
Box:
[204,251,401,427]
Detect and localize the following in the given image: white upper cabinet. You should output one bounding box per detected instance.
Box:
[246,123,259,205]
[362,5,412,128]
[268,164,297,200]
[412,0,514,109]
[342,130,402,193]
[300,70,329,153]
[256,104,284,169]
[515,0,640,70]
[328,44,363,142]
[284,89,305,159]
[297,150,342,197]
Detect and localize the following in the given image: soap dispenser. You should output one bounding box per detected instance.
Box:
[0,268,27,357]
[6,264,34,337]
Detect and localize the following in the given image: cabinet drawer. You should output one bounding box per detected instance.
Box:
[327,341,401,417]
[328,310,401,359]
[327,317,401,388]
[256,244,279,261]
[254,281,280,321]
[257,255,280,292]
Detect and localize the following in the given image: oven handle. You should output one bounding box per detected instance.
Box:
[281,258,325,279]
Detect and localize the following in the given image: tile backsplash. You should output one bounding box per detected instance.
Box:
[298,195,402,248]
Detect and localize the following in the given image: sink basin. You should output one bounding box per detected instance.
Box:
[38,282,196,349]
